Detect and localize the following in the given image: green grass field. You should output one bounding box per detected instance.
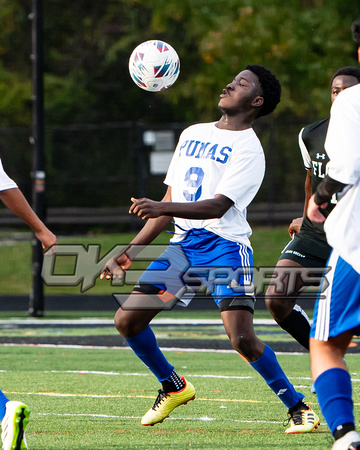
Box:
[0,309,358,449]
[2,344,355,450]
[1,226,356,449]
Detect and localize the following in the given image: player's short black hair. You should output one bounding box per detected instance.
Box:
[331,66,360,85]
[245,64,281,118]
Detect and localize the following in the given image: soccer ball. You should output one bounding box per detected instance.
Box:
[128,40,180,92]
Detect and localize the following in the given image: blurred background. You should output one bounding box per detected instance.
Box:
[1,0,359,223]
[0,0,359,313]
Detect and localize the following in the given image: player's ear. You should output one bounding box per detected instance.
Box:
[252,96,264,108]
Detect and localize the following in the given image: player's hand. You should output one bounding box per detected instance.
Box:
[100,252,133,281]
[288,217,303,237]
[307,194,328,223]
[35,227,57,250]
[129,197,164,220]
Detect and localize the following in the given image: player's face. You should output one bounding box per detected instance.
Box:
[218,70,263,115]
[331,75,359,103]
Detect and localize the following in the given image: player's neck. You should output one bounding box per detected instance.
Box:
[216,113,253,131]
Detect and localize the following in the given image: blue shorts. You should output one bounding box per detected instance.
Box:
[136,229,255,309]
[310,249,360,341]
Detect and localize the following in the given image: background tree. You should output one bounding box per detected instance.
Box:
[0,0,359,210]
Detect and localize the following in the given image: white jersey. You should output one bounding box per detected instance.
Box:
[0,159,18,192]
[324,83,360,273]
[164,122,265,248]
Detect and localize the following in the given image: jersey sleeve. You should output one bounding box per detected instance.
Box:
[163,130,184,188]
[0,159,18,192]
[214,148,265,211]
[298,128,312,170]
[325,86,360,185]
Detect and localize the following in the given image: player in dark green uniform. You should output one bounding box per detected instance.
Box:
[265,66,360,351]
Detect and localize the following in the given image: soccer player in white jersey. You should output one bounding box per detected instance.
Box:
[101,65,319,433]
[308,82,360,449]
[0,158,56,450]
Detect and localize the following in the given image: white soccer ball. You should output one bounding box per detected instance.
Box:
[128,40,180,92]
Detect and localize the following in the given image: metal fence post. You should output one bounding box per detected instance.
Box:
[28,0,46,317]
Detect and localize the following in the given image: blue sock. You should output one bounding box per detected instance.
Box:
[125,326,174,382]
[0,389,9,421]
[315,368,354,435]
[250,344,304,408]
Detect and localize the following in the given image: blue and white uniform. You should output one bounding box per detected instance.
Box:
[166,122,265,246]
[311,83,360,340]
[138,122,265,308]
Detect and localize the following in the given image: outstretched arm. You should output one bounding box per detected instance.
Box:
[0,188,56,249]
[100,186,173,280]
[129,193,234,220]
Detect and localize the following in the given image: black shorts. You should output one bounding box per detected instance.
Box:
[278,230,332,269]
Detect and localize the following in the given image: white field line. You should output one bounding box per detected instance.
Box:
[50,370,252,380]
[0,318,276,326]
[36,412,282,425]
[5,390,295,406]
[5,367,360,392]
[19,369,360,384]
[4,391,266,402]
[0,342,306,356]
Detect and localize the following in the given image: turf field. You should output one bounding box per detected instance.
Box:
[0,312,360,449]
[2,340,359,449]
[0,228,359,448]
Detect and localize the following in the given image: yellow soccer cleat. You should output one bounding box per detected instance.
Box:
[1,401,30,450]
[141,377,196,426]
[285,402,320,434]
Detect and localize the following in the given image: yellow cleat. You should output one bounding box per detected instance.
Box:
[141,377,196,426]
[285,404,320,434]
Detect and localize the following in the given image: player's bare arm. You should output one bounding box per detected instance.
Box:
[307,195,327,223]
[307,174,347,222]
[288,217,303,237]
[34,229,57,250]
[0,188,57,249]
[100,187,173,280]
[288,169,312,237]
[130,194,234,220]
[303,168,312,215]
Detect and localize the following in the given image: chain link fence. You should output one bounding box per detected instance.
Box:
[0,117,307,230]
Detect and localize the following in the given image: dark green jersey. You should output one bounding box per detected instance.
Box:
[299,118,336,238]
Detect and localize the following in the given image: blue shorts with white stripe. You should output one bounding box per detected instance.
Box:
[137,228,255,308]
